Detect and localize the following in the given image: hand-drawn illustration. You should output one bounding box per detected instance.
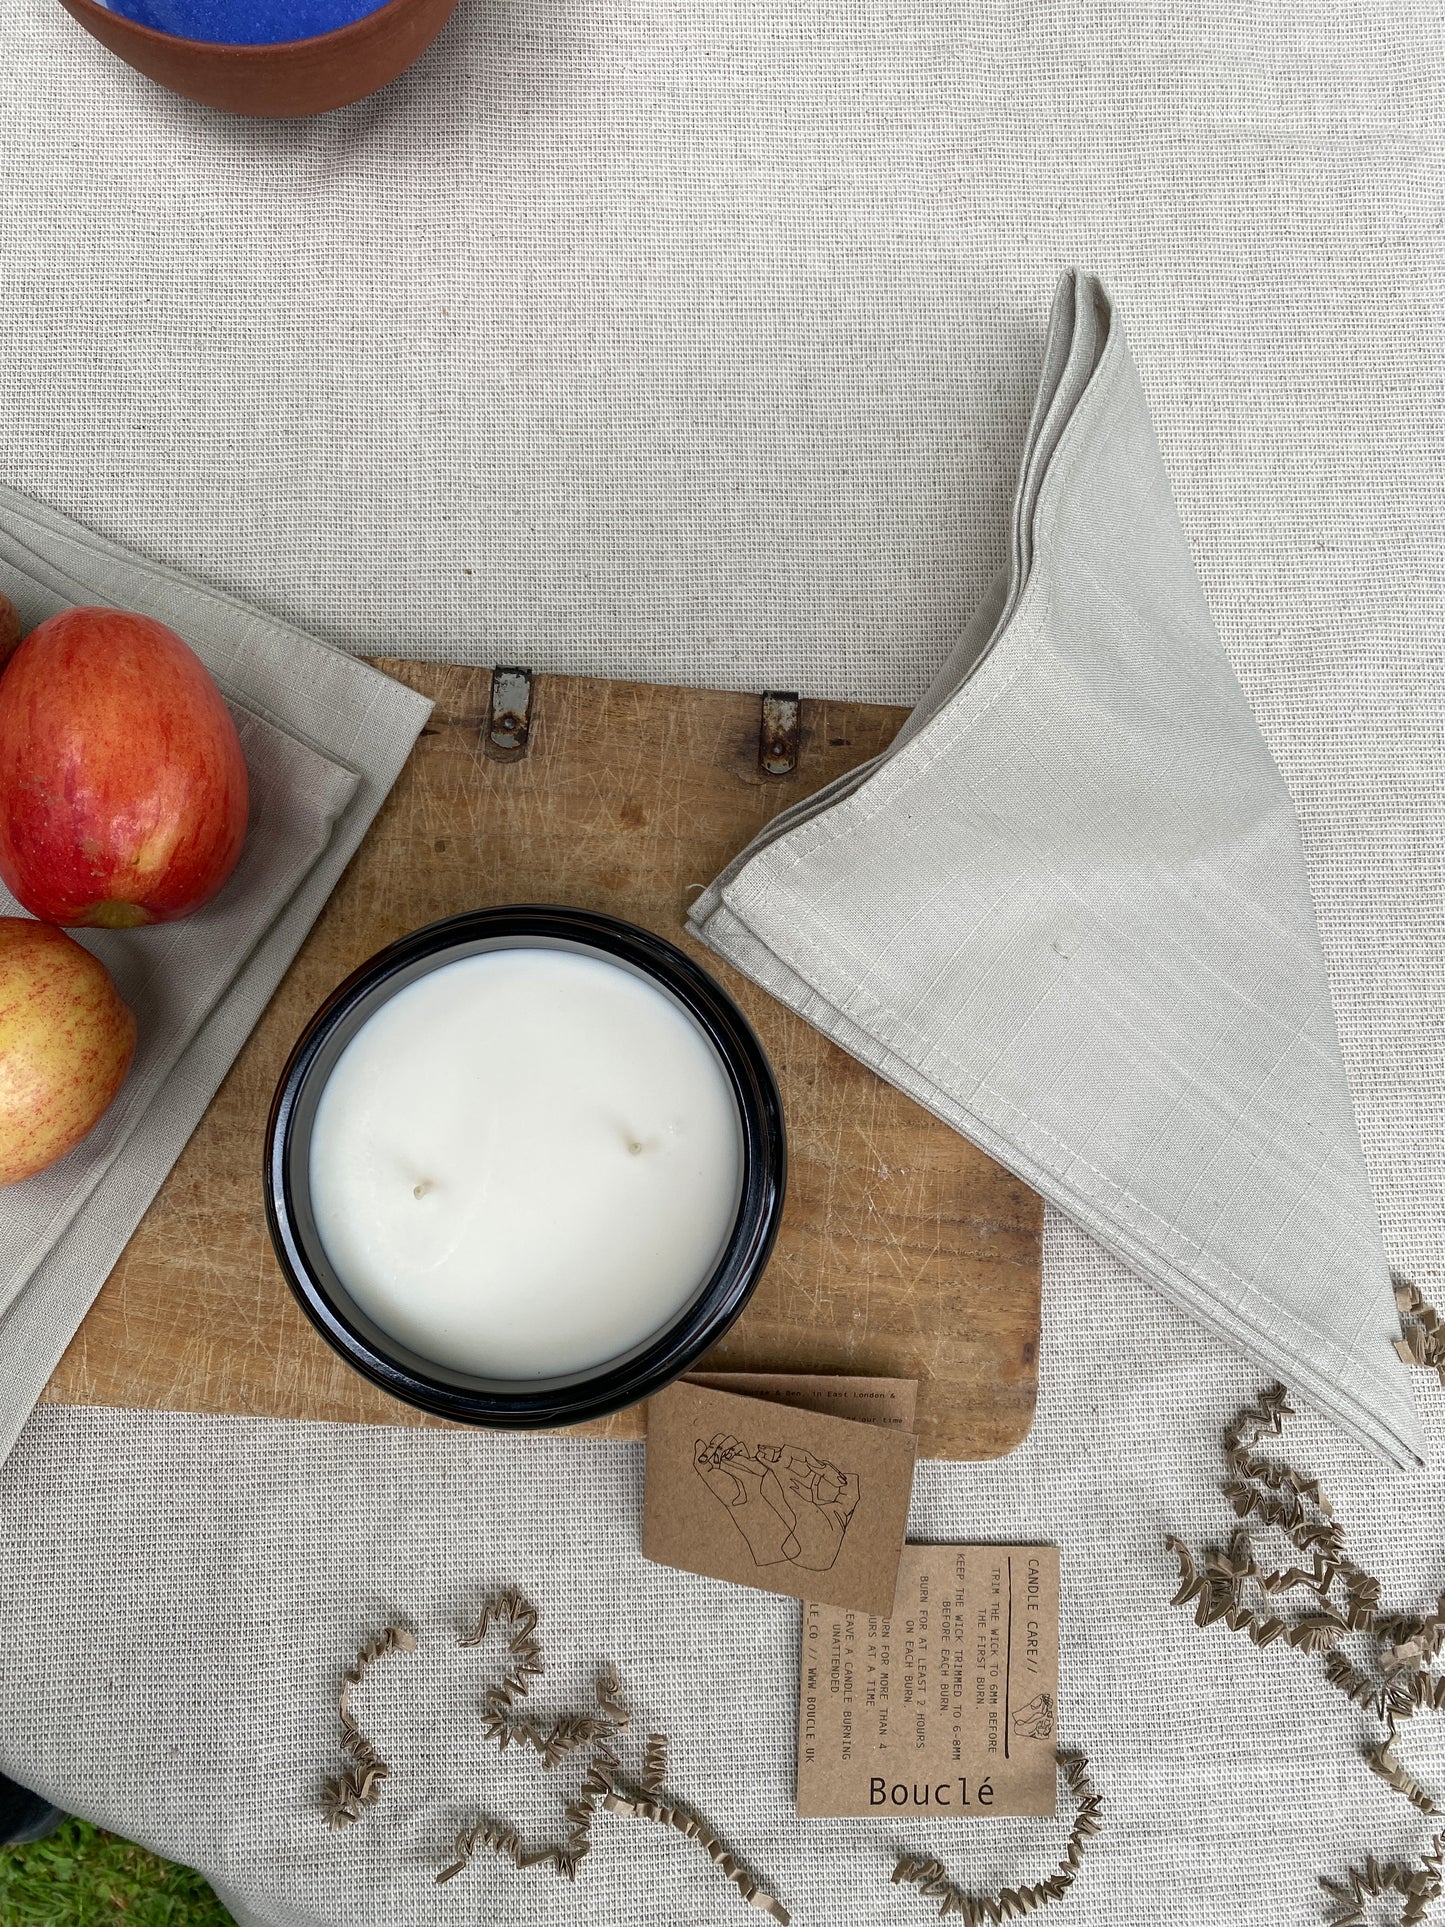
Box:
[1011,1692,1055,1740]
[693,1431,860,1571]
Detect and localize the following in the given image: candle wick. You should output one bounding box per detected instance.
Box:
[413,1179,435,1199]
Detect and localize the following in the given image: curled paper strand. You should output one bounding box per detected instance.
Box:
[640,1731,670,1793]
[461,1587,540,1656]
[436,1815,586,1885]
[602,1790,791,1923]
[596,1660,631,1731]
[463,1586,611,1777]
[1321,1832,1445,1927]
[443,1591,787,1919]
[891,1750,1102,1923]
[1395,1283,1445,1392]
[1166,1354,1445,1920]
[449,1589,621,1877]
[1366,1743,1440,1818]
[320,1625,417,1830]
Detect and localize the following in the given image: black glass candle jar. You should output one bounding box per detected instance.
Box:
[264,905,786,1430]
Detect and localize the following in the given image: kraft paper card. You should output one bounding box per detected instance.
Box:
[684,1372,918,1432]
[643,1379,918,1616]
[797,1543,1060,1819]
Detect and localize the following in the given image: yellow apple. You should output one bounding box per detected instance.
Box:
[0,919,136,1186]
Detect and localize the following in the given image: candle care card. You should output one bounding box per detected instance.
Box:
[797,1544,1060,1818]
[644,1379,918,1616]
[684,1373,918,1432]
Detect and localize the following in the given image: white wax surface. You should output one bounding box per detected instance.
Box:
[307,947,744,1380]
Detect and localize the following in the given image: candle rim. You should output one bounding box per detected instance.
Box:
[304,942,748,1382]
[264,904,786,1430]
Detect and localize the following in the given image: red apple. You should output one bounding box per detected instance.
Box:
[0,607,249,927]
[0,594,20,674]
[0,919,136,1185]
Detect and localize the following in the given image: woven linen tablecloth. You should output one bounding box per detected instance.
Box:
[1,4,1443,1924]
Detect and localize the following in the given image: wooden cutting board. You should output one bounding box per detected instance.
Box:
[40,665,1043,1459]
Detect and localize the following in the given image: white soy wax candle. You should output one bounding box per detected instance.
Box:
[306,947,744,1380]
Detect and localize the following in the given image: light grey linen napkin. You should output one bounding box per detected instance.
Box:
[0,483,432,1465]
[691,272,1423,1470]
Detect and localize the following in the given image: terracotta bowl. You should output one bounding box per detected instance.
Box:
[58,0,460,117]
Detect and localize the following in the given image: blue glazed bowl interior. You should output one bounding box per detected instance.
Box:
[101,0,390,45]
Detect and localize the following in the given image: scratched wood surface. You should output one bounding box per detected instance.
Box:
[41,667,1043,1459]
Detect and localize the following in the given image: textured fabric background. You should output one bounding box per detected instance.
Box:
[1,1,1444,1923]
[4,1248,1445,1927]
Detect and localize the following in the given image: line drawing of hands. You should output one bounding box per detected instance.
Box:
[756,1444,860,1570]
[694,1433,799,1565]
[1011,1692,1054,1739]
[694,1435,861,1572]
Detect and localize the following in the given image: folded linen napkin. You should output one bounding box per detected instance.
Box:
[692,272,1423,1469]
[0,483,432,1465]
